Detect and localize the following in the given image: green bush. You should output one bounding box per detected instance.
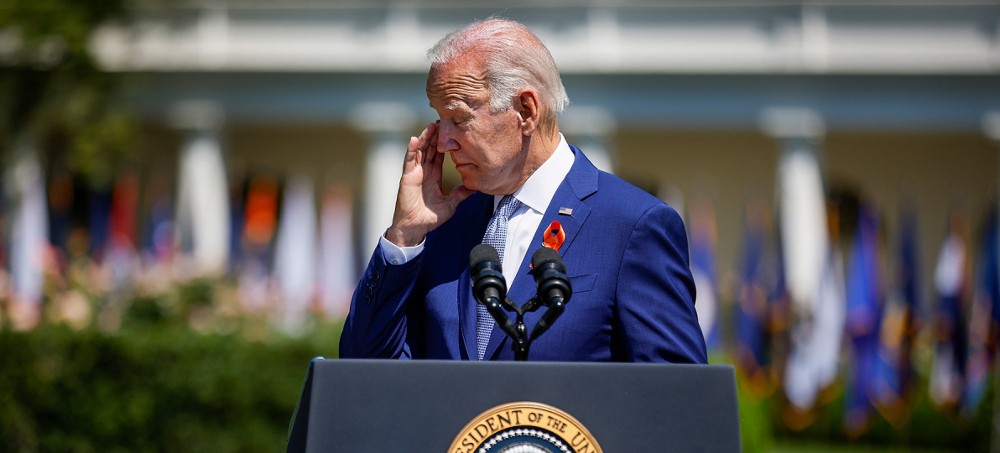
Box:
[0,323,341,453]
[765,378,993,452]
[736,375,775,453]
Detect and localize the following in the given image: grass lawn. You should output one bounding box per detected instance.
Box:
[772,440,964,453]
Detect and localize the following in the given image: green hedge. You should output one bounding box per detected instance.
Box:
[767,381,993,452]
[0,324,341,453]
[0,305,991,453]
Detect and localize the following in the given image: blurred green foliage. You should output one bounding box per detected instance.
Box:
[737,374,993,453]
[0,290,994,453]
[737,376,775,453]
[0,0,136,188]
[0,322,341,453]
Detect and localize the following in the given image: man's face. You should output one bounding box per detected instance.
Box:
[426,58,525,195]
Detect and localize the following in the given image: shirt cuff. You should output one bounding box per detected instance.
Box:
[379,234,425,265]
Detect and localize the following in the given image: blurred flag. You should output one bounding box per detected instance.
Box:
[844,204,882,437]
[814,248,846,390]
[237,174,280,312]
[962,208,999,418]
[318,181,355,318]
[770,217,792,397]
[735,196,773,396]
[228,177,247,272]
[273,174,317,331]
[872,206,922,425]
[6,147,49,330]
[777,145,831,422]
[47,169,74,258]
[897,206,922,403]
[688,190,720,351]
[108,172,139,251]
[106,171,140,287]
[784,203,846,412]
[88,189,112,263]
[241,174,279,257]
[175,132,231,275]
[141,173,174,265]
[929,210,970,410]
[778,146,829,320]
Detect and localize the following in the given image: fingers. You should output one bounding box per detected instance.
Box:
[416,121,435,147]
[399,136,417,175]
[423,148,444,191]
[421,122,438,155]
[406,135,420,158]
[422,127,444,185]
[424,127,438,165]
[404,123,438,174]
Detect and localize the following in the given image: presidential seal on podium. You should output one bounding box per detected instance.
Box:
[448,402,603,453]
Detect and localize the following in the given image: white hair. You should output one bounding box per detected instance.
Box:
[427,18,570,122]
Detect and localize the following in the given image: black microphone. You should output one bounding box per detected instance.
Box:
[470,244,505,304]
[470,244,519,340]
[531,247,572,306]
[529,247,572,340]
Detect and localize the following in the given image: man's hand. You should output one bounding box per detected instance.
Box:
[385,122,475,247]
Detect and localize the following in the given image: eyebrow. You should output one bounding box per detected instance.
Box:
[427,100,465,111]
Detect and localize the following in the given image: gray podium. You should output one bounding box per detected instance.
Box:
[287,359,741,452]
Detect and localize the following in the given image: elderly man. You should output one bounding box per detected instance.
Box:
[340,19,706,363]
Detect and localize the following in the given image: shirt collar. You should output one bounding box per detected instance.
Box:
[494,133,575,214]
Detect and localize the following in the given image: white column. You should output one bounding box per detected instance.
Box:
[560,106,617,174]
[169,100,231,276]
[350,102,417,256]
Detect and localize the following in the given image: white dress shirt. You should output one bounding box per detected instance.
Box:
[380,134,576,287]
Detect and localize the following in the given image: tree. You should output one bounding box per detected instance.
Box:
[0,0,134,186]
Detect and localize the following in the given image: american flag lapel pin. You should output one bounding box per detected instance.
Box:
[558,207,573,216]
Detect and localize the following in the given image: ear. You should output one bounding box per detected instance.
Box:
[515,89,542,136]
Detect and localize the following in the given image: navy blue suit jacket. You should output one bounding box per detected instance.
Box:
[340,146,707,363]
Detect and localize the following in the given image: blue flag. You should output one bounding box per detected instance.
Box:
[872,206,920,425]
[140,173,174,265]
[844,204,882,437]
[962,208,998,417]
[929,211,969,410]
[735,198,772,395]
[88,189,112,262]
[898,206,921,402]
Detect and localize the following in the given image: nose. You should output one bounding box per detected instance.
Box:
[436,122,459,153]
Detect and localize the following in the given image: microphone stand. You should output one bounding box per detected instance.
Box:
[473,245,570,361]
[496,297,546,361]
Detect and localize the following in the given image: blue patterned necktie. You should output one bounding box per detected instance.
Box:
[477,194,522,360]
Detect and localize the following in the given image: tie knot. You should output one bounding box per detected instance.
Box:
[496,195,522,220]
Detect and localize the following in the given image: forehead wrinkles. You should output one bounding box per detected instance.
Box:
[427,68,489,108]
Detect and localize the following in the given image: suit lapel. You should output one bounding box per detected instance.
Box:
[458,193,495,360]
[482,145,599,360]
